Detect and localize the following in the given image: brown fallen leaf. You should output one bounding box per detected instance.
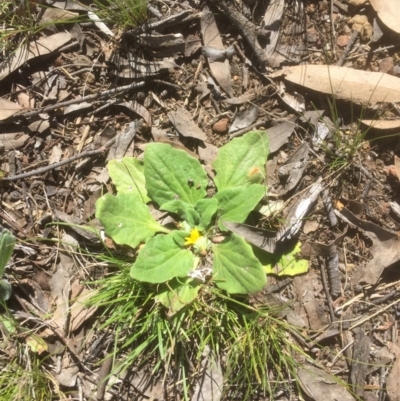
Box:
[293,273,328,330]
[201,5,233,97]
[386,341,400,401]
[0,32,72,81]
[271,65,400,103]
[0,132,29,149]
[263,0,285,65]
[370,0,400,34]
[335,208,400,286]
[298,365,356,401]
[169,107,207,141]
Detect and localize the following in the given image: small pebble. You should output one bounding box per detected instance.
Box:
[337,35,349,47]
[212,117,230,134]
[379,57,394,73]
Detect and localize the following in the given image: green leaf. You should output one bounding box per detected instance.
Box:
[215,185,265,230]
[108,157,150,203]
[213,131,268,190]
[144,143,208,206]
[0,279,12,301]
[131,232,195,283]
[160,200,200,227]
[0,229,15,277]
[195,198,218,230]
[156,278,201,315]
[212,234,266,294]
[96,192,168,248]
[261,242,309,277]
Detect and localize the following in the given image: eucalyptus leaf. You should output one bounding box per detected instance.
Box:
[213,131,268,190]
[0,229,15,277]
[215,185,265,230]
[195,198,218,230]
[156,278,201,315]
[144,143,208,206]
[108,157,150,203]
[131,232,195,283]
[96,192,168,249]
[212,234,266,294]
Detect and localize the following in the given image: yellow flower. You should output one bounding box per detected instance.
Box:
[184,228,201,246]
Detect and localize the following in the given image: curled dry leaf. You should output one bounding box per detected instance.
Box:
[370,0,400,34]
[271,65,400,103]
[0,32,72,81]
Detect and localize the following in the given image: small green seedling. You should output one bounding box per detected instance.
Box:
[96,131,306,313]
[0,228,15,302]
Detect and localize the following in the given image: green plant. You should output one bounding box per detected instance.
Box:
[88,258,305,399]
[0,228,15,302]
[96,132,271,307]
[92,0,148,29]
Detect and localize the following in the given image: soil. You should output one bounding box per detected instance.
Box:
[2,0,400,400]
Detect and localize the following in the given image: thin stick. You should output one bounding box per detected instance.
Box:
[336,29,359,66]
[3,136,117,181]
[3,81,145,122]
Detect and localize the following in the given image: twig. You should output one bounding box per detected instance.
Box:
[322,189,337,226]
[3,81,145,122]
[318,256,336,322]
[209,0,269,72]
[336,29,359,66]
[124,10,198,36]
[3,136,117,181]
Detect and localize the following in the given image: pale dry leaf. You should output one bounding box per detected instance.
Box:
[370,0,400,34]
[361,119,400,130]
[298,365,356,401]
[49,143,63,164]
[0,32,72,81]
[395,155,400,180]
[119,100,152,125]
[272,65,400,103]
[69,288,98,332]
[263,0,285,58]
[201,5,233,97]
[49,267,70,336]
[0,98,22,121]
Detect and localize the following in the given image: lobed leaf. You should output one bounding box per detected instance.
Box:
[131,232,195,283]
[96,192,168,249]
[213,131,268,190]
[212,234,266,294]
[144,143,207,206]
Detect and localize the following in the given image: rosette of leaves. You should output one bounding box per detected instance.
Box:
[96,131,272,313]
[0,228,15,302]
